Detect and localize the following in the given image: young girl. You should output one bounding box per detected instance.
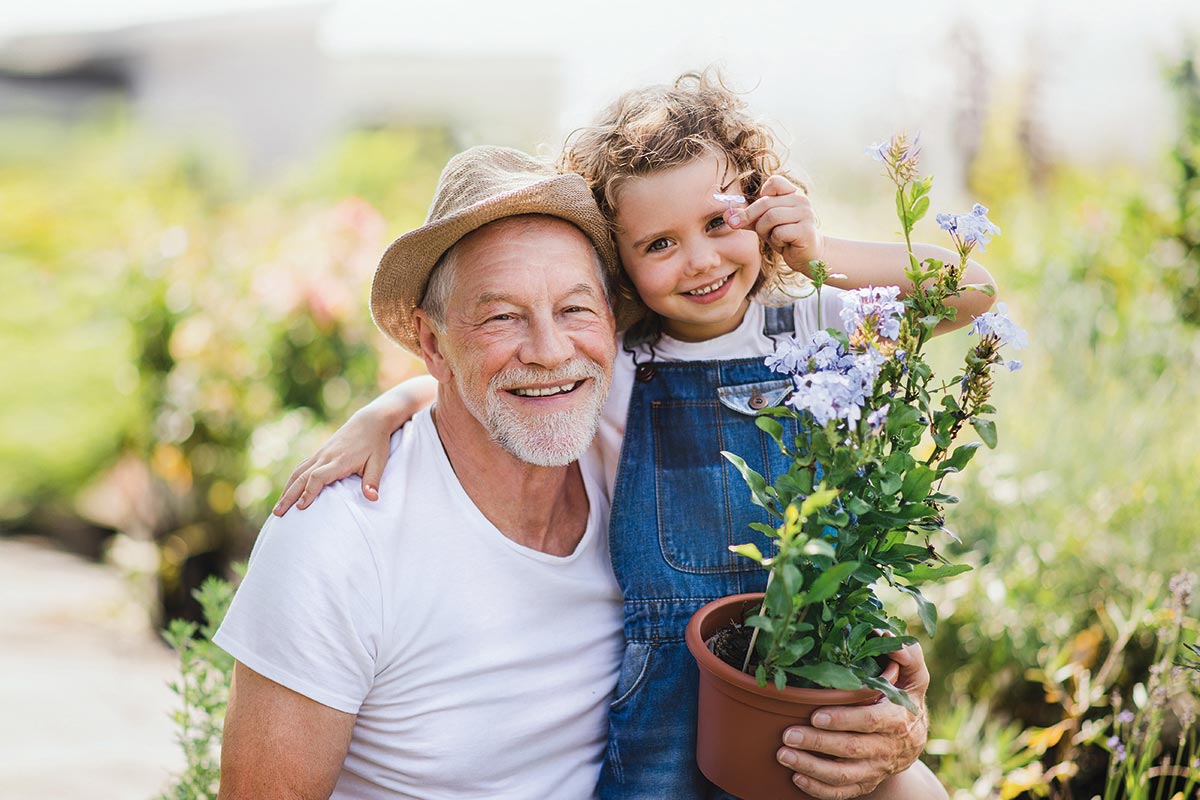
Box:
[279,72,992,799]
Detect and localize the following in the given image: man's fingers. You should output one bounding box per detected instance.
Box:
[790,772,878,800]
[780,725,892,760]
[888,641,930,692]
[777,748,882,800]
[807,700,912,735]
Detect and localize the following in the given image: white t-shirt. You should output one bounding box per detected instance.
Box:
[595,290,847,496]
[214,408,625,800]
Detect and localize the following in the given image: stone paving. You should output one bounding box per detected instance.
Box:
[0,536,183,800]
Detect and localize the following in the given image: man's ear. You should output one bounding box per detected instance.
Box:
[413,309,452,382]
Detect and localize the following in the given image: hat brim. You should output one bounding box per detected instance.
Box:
[370,173,622,355]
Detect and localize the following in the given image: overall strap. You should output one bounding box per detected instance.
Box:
[762,304,796,339]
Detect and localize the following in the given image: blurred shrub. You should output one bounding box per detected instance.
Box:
[1,114,451,618]
[916,69,1200,796]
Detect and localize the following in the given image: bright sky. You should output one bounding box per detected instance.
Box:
[4,0,1199,179]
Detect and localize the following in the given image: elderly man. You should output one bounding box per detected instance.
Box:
[216,146,938,800]
[215,147,626,798]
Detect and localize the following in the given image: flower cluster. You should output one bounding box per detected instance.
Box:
[970,301,1028,371]
[937,203,1002,254]
[841,285,904,350]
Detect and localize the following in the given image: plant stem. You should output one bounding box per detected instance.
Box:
[743,570,773,674]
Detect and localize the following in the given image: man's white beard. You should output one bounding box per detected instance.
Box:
[457,359,609,467]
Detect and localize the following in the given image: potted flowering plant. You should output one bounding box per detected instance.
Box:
[685,135,1027,798]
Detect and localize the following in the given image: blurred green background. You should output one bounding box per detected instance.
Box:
[2,3,1199,798]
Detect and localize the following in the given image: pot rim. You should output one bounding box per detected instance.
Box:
[685,592,901,704]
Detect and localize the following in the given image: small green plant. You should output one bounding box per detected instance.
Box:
[1095,570,1200,800]
[158,571,238,800]
[721,134,1022,711]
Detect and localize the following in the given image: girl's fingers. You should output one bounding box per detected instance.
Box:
[758,174,801,197]
[275,457,317,516]
[362,450,389,501]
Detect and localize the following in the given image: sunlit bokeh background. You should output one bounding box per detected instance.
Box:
[3,1,1199,798]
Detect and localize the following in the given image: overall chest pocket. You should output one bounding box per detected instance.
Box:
[650,379,797,574]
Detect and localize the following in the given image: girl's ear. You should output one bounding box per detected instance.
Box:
[413,310,452,382]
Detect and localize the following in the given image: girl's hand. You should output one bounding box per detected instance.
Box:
[728,175,825,273]
[273,375,437,515]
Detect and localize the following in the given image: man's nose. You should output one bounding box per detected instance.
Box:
[519,314,574,368]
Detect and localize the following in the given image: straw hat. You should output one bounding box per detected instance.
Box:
[370,145,622,354]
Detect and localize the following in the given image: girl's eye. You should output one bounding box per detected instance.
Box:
[706,216,727,232]
[646,238,670,253]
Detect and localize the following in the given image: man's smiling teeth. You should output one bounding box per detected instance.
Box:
[686,275,730,296]
[510,381,582,397]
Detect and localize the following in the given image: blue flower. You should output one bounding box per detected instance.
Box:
[970,302,1028,349]
[865,141,888,163]
[768,330,881,427]
[840,286,904,341]
[867,405,889,432]
[937,203,1002,253]
[765,330,844,375]
[1006,360,1023,371]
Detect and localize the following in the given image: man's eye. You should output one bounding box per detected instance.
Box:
[706,216,727,232]
[488,313,515,322]
[647,238,670,253]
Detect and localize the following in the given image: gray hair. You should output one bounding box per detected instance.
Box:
[417,216,612,331]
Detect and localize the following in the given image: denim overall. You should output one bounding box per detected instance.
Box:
[598,306,800,800]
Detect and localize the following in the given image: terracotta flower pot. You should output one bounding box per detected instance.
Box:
[685,593,901,800]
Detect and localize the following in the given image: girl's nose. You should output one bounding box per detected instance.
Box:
[686,242,722,275]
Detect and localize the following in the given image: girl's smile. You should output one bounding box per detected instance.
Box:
[613,154,762,342]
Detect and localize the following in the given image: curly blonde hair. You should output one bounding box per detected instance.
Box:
[560,69,804,336]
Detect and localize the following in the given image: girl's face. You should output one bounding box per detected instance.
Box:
[612,154,762,342]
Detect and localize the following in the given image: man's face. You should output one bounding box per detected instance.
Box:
[429,215,616,466]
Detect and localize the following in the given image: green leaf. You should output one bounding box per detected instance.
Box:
[899,465,937,502]
[902,563,973,583]
[961,282,996,296]
[780,563,803,596]
[748,522,777,538]
[845,495,872,515]
[790,662,863,690]
[897,584,937,637]
[774,668,788,691]
[852,562,883,583]
[803,539,837,559]
[910,195,930,224]
[887,403,922,434]
[860,674,918,714]
[807,560,859,605]
[756,416,786,452]
[879,472,903,496]
[729,542,764,563]
[765,576,793,617]
[971,417,998,449]
[856,636,907,660]
[800,488,840,519]
[745,614,776,635]
[721,451,776,509]
[937,442,983,476]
